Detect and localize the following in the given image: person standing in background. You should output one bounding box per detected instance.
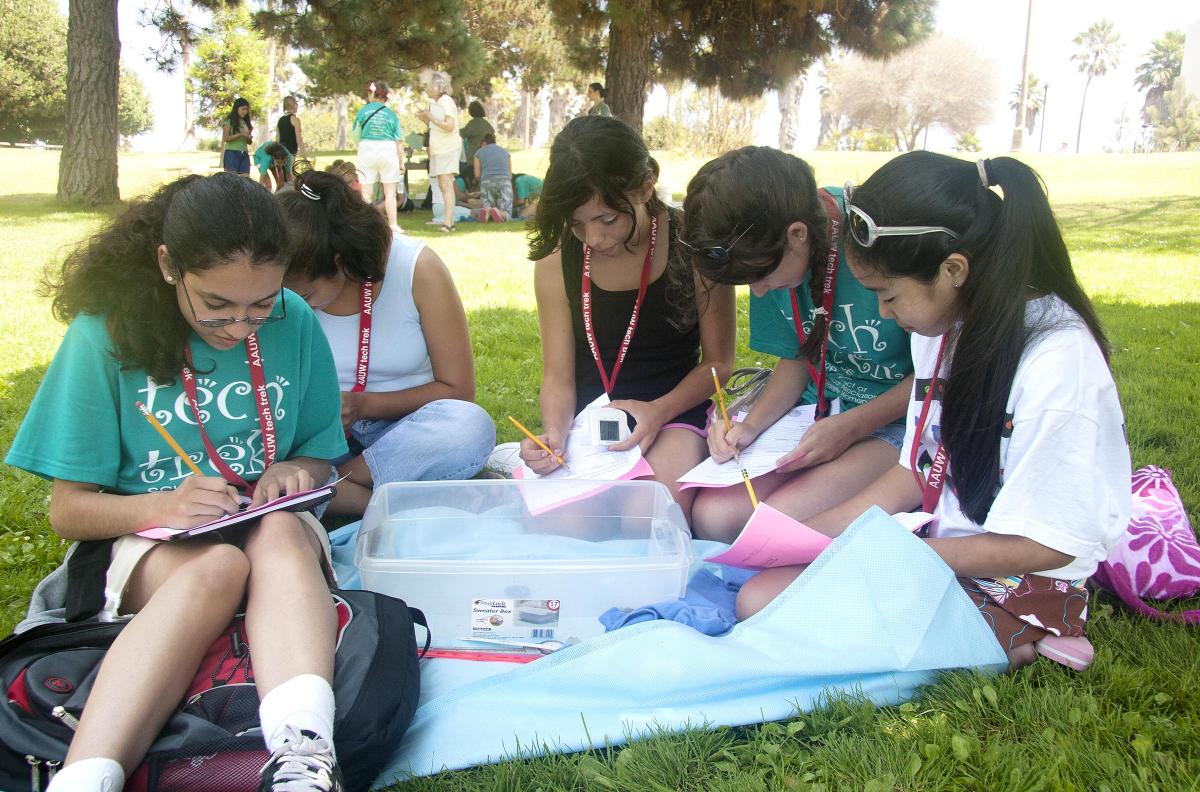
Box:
[417,69,462,233]
[352,80,406,236]
[221,97,253,176]
[277,95,304,157]
[460,101,494,190]
[583,83,612,117]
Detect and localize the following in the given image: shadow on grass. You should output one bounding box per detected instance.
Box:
[1057,196,1200,255]
[0,193,120,226]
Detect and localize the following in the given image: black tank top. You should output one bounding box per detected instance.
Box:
[562,208,702,420]
[277,114,298,155]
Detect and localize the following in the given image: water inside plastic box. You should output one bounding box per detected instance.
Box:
[355,480,692,645]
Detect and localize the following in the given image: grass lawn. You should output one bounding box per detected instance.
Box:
[1,147,1198,789]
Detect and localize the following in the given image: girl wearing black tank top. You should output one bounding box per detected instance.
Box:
[522,117,736,522]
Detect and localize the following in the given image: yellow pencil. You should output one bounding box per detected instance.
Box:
[135,401,205,477]
[711,368,759,509]
[507,415,567,468]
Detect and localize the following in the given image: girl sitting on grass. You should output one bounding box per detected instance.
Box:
[518,115,736,521]
[736,152,1131,671]
[6,173,349,790]
[279,170,495,518]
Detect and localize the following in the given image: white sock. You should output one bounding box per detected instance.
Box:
[45,757,125,792]
[258,673,336,752]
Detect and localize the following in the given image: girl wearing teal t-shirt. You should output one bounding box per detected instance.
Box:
[6,175,348,792]
[681,147,914,542]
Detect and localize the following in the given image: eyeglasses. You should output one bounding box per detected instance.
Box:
[679,213,765,265]
[177,275,286,328]
[843,182,959,248]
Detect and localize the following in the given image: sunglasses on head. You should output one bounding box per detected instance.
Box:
[843,182,959,248]
[679,211,767,265]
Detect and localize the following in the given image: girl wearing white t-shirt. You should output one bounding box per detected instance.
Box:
[279,171,495,517]
[416,69,461,233]
[737,152,1131,672]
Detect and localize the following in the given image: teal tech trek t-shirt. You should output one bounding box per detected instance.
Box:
[7,291,348,494]
[748,187,912,410]
[354,102,402,142]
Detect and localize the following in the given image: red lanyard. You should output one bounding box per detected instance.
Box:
[790,191,842,419]
[351,280,375,393]
[581,212,657,395]
[910,336,950,513]
[181,334,277,491]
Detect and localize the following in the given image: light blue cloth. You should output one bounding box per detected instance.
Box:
[335,506,1007,784]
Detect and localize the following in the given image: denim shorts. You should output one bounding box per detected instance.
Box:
[222,148,250,174]
[868,421,907,451]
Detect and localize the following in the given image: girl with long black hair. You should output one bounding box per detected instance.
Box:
[736,152,1131,671]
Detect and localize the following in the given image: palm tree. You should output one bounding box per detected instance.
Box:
[1009,74,1044,136]
[1135,30,1184,123]
[1071,19,1121,153]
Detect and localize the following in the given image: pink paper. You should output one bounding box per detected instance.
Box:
[514,456,656,516]
[705,503,833,570]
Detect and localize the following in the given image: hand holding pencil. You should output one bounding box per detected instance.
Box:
[509,416,568,475]
[711,368,759,509]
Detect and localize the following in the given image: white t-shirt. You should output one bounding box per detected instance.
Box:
[315,237,434,393]
[428,94,461,158]
[901,295,1130,580]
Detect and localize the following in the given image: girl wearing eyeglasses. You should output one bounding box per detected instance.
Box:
[736,152,1130,671]
[682,147,915,542]
[6,174,349,790]
[520,116,736,520]
[279,170,496,518]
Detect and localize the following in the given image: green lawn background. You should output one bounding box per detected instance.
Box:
[1,148,1198,790]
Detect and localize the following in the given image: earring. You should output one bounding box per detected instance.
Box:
[165,276,175,283]
[952,281,961,288]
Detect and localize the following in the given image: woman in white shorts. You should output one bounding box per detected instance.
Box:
[353,79,406,234]
[417,69,461,233]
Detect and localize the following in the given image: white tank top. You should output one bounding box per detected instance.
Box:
[316,237,434,393]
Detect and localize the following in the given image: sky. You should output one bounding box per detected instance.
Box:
[110,0,1200,153]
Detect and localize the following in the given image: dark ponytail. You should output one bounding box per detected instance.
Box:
[682,146,832,363]
[847,152,1108,524]
[48,173,289,384]
[278,170,391,284]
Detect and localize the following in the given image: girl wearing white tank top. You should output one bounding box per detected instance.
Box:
[279,171,495,517]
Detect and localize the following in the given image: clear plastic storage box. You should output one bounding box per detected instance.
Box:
[355,479,692,647]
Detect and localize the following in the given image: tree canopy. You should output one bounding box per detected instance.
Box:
[546,0,935,131]
[118,65,154,139]
[1071,18,1122,153]
[189,6,268,132]
[0,0,68,141]
[257,0,485,100]
[825,35,997,152]
[1135,29,1184,123]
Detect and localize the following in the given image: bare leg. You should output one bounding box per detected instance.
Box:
[382,181,399,228]
[644,428,708,526]
[326,454,373,517]
[735,564,807,620]
[438,174,456,228]
[359,180,375,206]
[691,437,898,543]
[63,542,250,772]
[241,511,336,695]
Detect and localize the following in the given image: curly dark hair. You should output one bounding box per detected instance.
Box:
[47,173,290,384]
[277,170,391,284]
[682,146,831,363]
[529,115,697,331]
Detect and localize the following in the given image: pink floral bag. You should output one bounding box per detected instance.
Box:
[1092,466,1200,624]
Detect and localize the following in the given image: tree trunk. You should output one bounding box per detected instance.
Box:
[1075,74,1091,154]
[548,85,572,138]
[335,95,348,150]
[604,0,653,133]
[58,0,120,204]
[180,36,195,151]
[777,73,804,151]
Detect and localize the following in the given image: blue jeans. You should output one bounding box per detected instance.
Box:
[338,399,496,484]
[869,421,907,451]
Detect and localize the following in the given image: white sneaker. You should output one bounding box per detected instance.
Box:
[259,726,343,792]
[485,441,523,477]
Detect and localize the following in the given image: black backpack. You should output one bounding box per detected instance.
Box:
[0,589,428,792]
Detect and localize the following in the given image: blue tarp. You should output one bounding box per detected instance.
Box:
[331,506,1007,783]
